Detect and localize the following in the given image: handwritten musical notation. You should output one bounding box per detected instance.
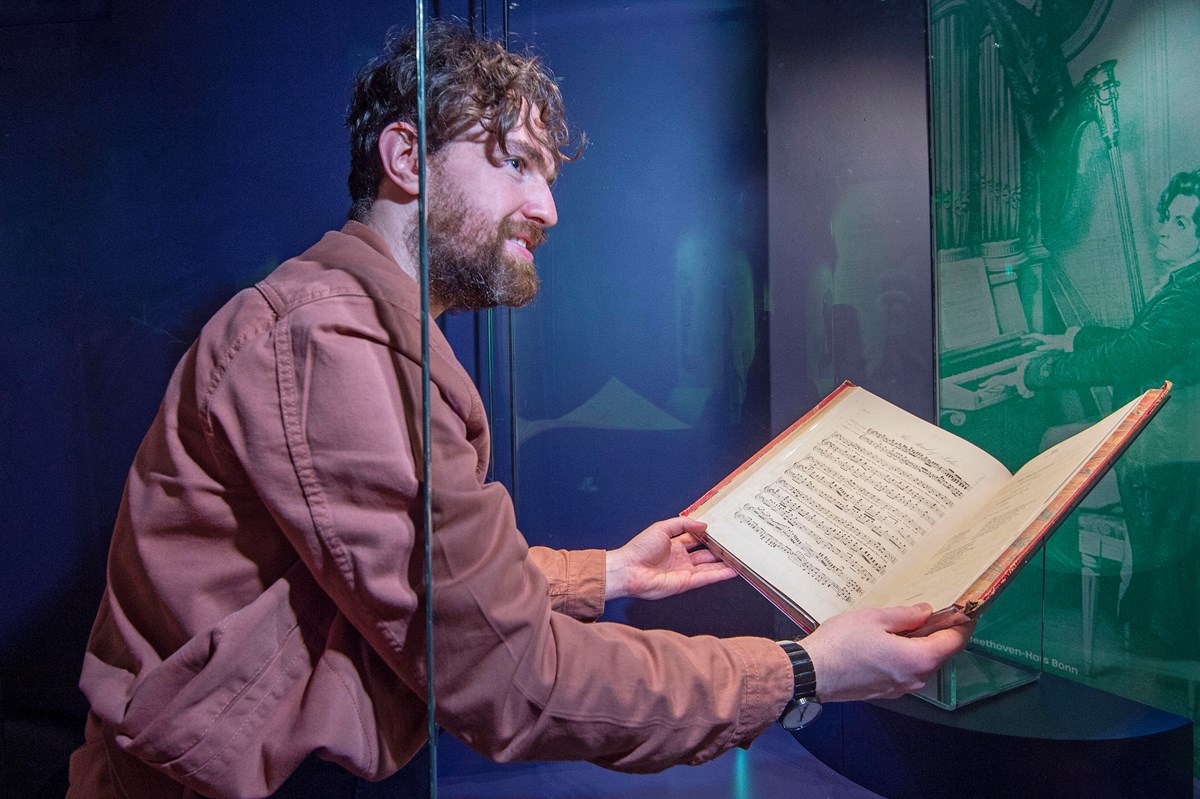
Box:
[736,426,974,604]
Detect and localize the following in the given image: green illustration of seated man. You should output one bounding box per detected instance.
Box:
[988,168,1200,666]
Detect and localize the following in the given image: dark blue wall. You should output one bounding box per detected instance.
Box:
[0,0,420,720]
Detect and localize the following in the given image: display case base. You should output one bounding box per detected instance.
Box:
[913,648,1040,710]
[791,672,1193,798]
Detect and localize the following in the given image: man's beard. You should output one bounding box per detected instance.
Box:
[414,188,545,312]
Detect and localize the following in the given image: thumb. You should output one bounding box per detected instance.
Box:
[878,603,934,634]
[656,516,706,537]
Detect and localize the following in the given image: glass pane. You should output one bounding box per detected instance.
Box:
[491,0,939,645]
[930,0,1200,774]
[501,0,776,634]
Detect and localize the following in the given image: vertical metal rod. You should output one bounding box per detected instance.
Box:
[415,4,438,797]
[486,307,496,481]
[481,6,497,485]
[501,3,518,505]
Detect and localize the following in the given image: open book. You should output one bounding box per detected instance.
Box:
[683,381,1170,636]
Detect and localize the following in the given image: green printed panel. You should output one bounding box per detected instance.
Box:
[930,0,1200,774]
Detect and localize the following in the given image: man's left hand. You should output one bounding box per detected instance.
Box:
[605,517,736,601]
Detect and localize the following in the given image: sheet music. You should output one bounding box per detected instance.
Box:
[937,256,1001,350]
[696,387,1011,622]
[868,393,1141,610]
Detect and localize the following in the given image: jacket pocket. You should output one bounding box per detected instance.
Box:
[115,561,335,778]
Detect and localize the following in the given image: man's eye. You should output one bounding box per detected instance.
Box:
[504,157,525,173]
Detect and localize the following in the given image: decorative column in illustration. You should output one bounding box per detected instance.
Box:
[978,23,1028,336]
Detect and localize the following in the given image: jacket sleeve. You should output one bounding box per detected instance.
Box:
[527,546,607,621]
[208,296,790,773]
[1025,286,1200,389]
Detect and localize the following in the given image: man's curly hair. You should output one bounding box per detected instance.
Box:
[1157,169,1200,234]
[346,21,579,221]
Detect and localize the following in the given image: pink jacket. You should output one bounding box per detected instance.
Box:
[68,223,791,799]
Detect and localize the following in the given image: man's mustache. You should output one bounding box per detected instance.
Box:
[502,220,548,252]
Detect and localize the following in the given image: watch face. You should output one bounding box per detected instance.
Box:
[780,697,823,730]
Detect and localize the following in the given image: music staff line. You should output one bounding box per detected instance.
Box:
[729,426,976,606]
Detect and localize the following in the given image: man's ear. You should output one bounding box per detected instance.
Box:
[378,121,421,196]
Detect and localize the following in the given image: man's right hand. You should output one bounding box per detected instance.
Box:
[798,604,974,702]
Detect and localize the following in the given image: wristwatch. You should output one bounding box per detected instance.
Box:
[776,640,822,730]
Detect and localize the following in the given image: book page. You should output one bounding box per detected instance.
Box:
[693,387,1012,623]
[866,395,1141,610]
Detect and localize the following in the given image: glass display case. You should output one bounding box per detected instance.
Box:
[434,0,1198,769]
[5,0,1197,793]
[927,0,1200,756]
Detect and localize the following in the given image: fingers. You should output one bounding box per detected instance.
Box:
[685,563,738,590]
[669,516,707,534]
[676,532,719,553]
[656,517,709,550]
[922,620,975,658]
[803,605,973,702]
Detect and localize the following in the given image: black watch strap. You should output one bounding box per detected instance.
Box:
[776,640,823,730]
[776,640,818,700]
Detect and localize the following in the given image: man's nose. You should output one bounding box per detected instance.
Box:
[523,178,558,228]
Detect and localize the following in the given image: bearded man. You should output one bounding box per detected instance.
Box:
[67,21,970,799]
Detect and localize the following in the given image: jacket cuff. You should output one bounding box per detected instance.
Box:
[1022,352,1058,391]
[1063,326,1081,352]
[722,637,796,752]
[527,546,607,621]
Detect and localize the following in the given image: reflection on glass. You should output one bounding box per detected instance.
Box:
[931,0,1200,774]
[501,1,775,640]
